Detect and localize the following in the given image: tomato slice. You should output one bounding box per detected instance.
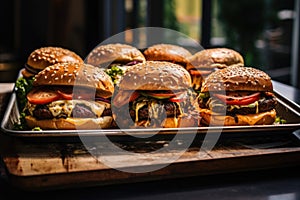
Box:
[57,88,95,100]
[169,96,186,103]
[112,90,133,108]
[73,90,95,100]
[169,92,187,102]
[213,92,260,105]
[189,69,212,76]
[143,91,178,99]
[27,88,60,104]
[129,91,140,102]
[57,90,73,100]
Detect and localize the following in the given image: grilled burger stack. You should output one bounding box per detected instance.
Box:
[112,61,200,128]
[186,48,244,91]
[24,62,114,129]
[198,65,277,126]
[143,43,192,68]
[22,46,84,78]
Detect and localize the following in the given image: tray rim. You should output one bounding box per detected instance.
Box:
[1,84,300,139]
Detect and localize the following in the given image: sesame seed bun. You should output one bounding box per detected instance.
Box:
[23,46,83,78]
[33,62,114,98]
[143,43,192,66]
[85,43,146,67]
[112,60,200,129]
[24,62,115,130]
[118,61,192,91]
[186,48,244,70]
[199,65,277,126]
[201,65,273,93]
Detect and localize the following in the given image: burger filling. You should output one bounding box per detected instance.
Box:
[26,100,111,120]
[104,61,143,85]
[25,100,111,120]
[112,89,199,127]
[198,91,277,116]
[24,86,111,120]
[188,68,215,91]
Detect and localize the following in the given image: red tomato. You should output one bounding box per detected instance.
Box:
[169,96,186,102]
[27,88,60,104]
[57,90,72,100]
[57,88,95,100]
[145,91,177,99]
[112,90,132,108]
[129,91,140,102]
[169,92,187,103]
[189,70,212,76]
[73,90,95,100]
[213,92,260,105]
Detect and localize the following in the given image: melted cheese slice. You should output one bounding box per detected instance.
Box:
[201,109,277,126]
[48,100,110,117]
[235,109,276,125]
[27,100,110,118]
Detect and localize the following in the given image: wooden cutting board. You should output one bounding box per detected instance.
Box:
[1,132,300,191]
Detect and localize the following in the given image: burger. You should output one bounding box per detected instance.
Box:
[198,65,277,126]
[143,43,192,67]
[186,48,244,91]
[15,46,84,113]
[23,62,114,130]
[22,46,84,78]
[85,43,146,84]
[112,61,200,128]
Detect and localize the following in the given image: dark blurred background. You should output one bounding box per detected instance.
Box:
[0,0,299,88]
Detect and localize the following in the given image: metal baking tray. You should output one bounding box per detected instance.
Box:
[1,85,300,139]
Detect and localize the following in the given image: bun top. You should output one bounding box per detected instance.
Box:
[187,48,244,70]
[33,62,114,98]
[27,46,84,70]
[143,43,192,65]
[118,61,192,91]
[85,43,146,67]
[201,66,273,92]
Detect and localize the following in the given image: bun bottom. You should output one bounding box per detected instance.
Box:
[25,116,113,130]
[113,115,200,129]
[200,109,276,126]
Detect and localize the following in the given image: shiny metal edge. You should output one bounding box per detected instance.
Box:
[1,85,300,139]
